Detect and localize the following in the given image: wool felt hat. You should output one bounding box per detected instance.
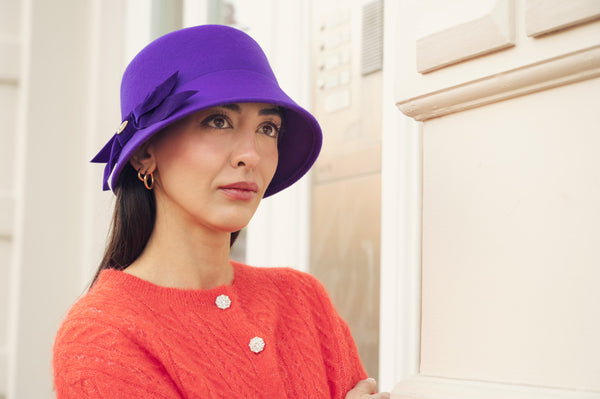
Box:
[92,24,322,197]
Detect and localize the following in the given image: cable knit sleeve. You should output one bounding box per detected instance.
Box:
[298,271,368,399]
[53,312,181,398]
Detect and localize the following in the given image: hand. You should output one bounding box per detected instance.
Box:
[345,378,391,399]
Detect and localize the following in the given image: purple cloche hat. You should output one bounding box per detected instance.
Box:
[92,24,322,197]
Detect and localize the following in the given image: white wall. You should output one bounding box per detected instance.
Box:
[6,1,123,397]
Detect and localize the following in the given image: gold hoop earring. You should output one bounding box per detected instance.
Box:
[137,168,145,182]
[143,172,154,190]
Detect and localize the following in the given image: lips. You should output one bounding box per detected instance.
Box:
[218,181,259,201]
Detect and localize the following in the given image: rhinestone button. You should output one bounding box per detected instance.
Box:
[215,294,231,310]
[249,337,265,354]
[116,120,128,135]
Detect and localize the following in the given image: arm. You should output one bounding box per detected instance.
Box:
[301,272,369,398]
[308,279,390,399]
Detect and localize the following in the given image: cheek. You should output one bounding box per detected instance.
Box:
[159,133,222,168]
[155,136,221,190]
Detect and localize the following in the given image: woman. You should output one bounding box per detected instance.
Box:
[53,25,388,398]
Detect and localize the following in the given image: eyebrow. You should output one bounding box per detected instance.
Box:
[220,103,282,118]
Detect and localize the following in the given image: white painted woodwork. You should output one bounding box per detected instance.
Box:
[525,0,600,37]
[388,0,600,397]
[419,78,600,391]
[378,0,422,392]
[398,45,600,121]
[394,1,600,112]
[416,0,515,73]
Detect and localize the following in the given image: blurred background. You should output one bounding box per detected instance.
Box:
[1,0,599,398]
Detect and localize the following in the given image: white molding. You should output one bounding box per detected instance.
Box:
[397,45,600,121]
[416,0,515,73]
[0,35,19,83]
[525,0,600,37]
[392,375,600,399]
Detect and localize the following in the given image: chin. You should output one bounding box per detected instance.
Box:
[212,218,252,234]
[219,209,257,230]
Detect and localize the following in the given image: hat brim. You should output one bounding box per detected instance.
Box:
[110,69,321,197]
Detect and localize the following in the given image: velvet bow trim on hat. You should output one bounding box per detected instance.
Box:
[91,71,197,190]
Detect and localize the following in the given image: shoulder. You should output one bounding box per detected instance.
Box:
[53,278,182,398]
[234,261,326,292]
[232,261,334,313]
[54,270,148,351]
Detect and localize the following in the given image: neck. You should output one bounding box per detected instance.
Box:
[125,201,234,290]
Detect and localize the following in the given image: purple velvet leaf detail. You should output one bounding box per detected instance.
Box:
[91,136,116,190]
[134,72,179,117]
[137,90,197,128]
[91,138,114,163]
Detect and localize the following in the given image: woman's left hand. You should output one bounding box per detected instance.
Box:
[345,378,391,399]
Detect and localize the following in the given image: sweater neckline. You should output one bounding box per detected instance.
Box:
[94,260,248,307]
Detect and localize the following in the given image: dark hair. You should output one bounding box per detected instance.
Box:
[91,164,240,286]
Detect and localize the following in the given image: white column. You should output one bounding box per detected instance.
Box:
[7,1,125,397]
[378,0,423,391]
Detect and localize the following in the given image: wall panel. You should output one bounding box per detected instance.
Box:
[421,77,600,391]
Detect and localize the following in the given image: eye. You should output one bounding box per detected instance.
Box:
[202,113,232,129]
[258,122,280,138]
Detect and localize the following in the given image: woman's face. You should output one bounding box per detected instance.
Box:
[146,102,281,233]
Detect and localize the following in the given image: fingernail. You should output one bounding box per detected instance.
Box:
[366,377,376,383]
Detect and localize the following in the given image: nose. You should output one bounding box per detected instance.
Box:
[231,129,260,169]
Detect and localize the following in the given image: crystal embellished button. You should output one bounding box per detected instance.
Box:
[116,120,128,135]
[215,294,231,310]
[249,337,265,353]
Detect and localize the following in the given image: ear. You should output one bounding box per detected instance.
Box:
[129,141,156,174]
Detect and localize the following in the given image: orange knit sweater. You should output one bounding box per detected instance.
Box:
[53,261,367,398]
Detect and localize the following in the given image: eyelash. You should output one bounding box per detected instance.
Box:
[259,121,281,138]
[201,112,231,129]
[201,112,281,138]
